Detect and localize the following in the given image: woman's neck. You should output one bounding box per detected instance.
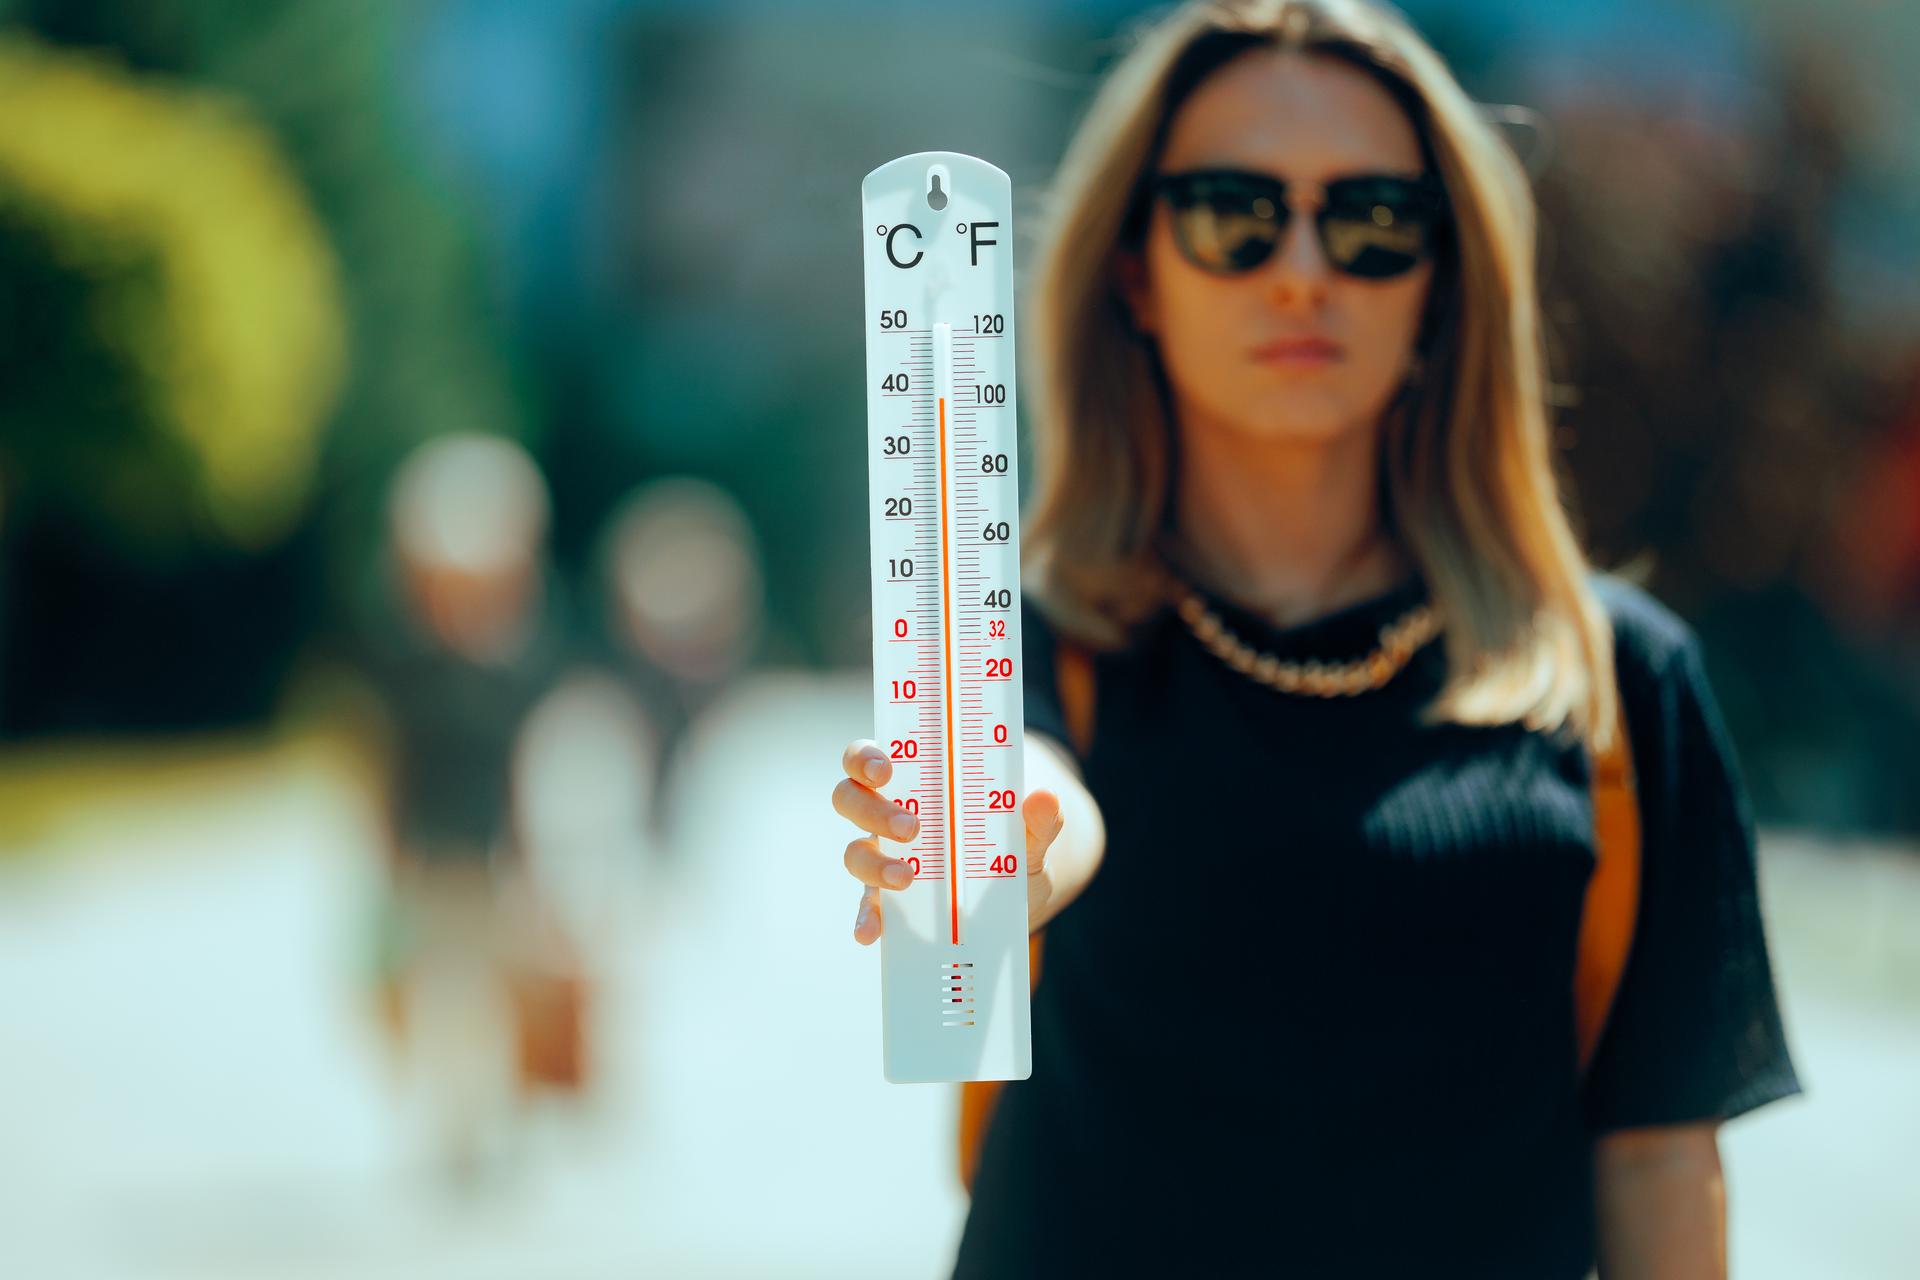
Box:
[1166,414,1409,629]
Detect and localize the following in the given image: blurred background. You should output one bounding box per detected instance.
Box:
[0,0,1915,1276]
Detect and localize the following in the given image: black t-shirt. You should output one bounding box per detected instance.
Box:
[349,568,576,857]
[950,570,1802,1279]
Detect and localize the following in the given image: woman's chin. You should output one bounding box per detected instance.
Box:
[1225,395,1365,445]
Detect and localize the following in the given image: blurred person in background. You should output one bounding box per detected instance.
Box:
[830,1,1799,1276]
[1818,350,1920,662]
[597,477,765,847]
[351,432,590,1186]
[1528,39,1920,833]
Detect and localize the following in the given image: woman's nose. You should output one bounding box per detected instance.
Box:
[1264,205,1332,303]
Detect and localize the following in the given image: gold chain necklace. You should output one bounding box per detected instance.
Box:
[1174,585,1443,697]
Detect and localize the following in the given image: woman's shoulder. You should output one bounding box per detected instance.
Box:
[1587,568,1699,690]
[1585,568,1738,797]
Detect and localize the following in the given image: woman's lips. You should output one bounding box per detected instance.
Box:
[1250,337,1343,364]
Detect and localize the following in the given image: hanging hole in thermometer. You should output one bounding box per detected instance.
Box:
[860,152,1030,1085]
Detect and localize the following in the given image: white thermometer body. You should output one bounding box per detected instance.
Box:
[860,151,1030,1084]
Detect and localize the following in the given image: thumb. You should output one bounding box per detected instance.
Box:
[1022,789,1064,874]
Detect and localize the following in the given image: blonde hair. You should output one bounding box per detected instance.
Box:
[1020,0,1620,753]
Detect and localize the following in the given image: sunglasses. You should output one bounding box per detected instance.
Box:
[1150,168,1449,280]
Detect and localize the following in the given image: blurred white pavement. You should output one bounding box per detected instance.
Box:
[0,670,1912,1278]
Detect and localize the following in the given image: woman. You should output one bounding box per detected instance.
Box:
[832,1,1801,1274]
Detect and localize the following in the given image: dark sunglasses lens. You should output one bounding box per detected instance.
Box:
[1320,178,1440,279]
[1163,177,1282,273]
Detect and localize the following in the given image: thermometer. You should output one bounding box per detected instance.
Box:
[860,151,1030,1085]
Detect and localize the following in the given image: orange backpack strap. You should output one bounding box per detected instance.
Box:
[1575,673,1641,1076]
[1055,641,1097,757]
[957,637,1095,1194]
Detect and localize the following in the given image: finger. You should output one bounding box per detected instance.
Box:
[842,738,891,787]
[852,885,883,945]
[843,836,916,891]
[833,777,921,842]
[1022,789,1065,870]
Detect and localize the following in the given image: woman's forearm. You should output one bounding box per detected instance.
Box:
[1593,1122,1727,1279]
[1027,733,1105,932]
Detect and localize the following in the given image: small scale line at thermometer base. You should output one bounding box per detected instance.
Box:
[935,321,962,947]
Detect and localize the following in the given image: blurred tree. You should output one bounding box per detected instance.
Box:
[1537,44,1920,834]
[0,2,530,733]
[0,33,345,553]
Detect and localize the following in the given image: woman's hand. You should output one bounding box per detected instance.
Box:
[836,738,1066,944]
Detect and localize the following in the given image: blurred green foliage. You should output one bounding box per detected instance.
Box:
[0,32,345,554]
[0,0,529,731]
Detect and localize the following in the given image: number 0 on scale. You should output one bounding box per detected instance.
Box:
[861,152,1031,1084]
